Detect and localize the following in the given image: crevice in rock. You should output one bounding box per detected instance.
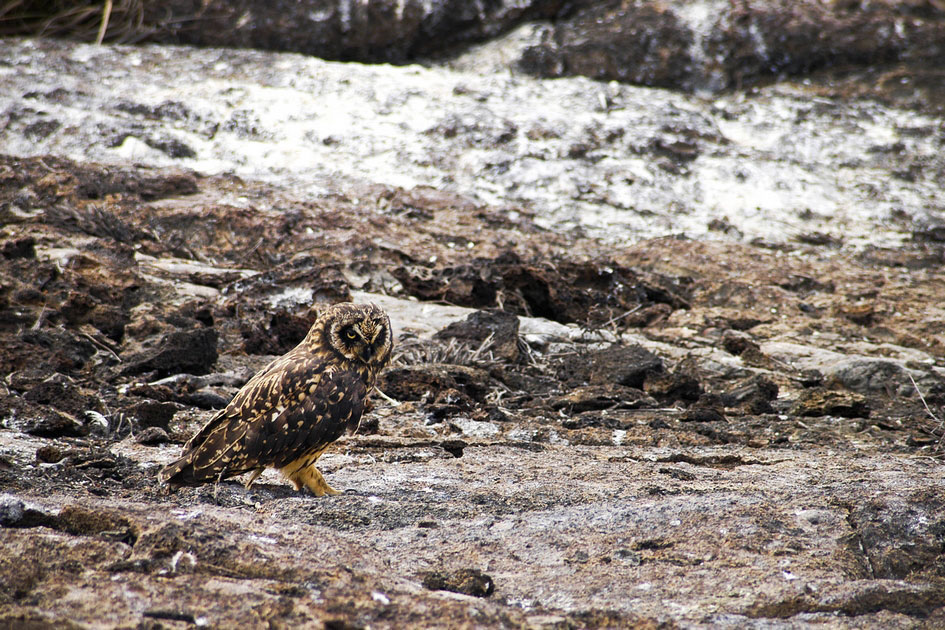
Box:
[843,505,877,580]
[746,582,945,619]
[655,453,778,469]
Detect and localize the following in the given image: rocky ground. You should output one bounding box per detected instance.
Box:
[1,4,945,628]
[1,152,943,628]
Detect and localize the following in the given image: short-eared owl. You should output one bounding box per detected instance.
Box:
[159,302,393,496]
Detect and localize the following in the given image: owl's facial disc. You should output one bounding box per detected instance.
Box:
[336,320,388,364]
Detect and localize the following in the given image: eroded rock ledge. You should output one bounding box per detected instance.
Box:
[6,1,945,97]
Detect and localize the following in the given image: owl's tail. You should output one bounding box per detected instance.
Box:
[158,455,206,487]
[158,408,249,487]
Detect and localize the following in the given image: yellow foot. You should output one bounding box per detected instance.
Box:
[284,464,339,497]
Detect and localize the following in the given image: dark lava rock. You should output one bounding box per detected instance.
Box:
[429,387,476,420]
[0,494,54,528]
[124,400,180,430]
[721,374,779,414]
[518,0,945,92]
[420,568,494,598]
[791,389,870,418]
[519,2,695,89]
[378,364,492,403]
[182,390,230,410]
[16,329,97,373]
[13,155,200,203]
[392,262,497,310]
[224,257,350,304]
[846,494,945,580]
[23,375,102,417]
[26,409,87,438]
[623,303,673,328]
[912,220,945,243]
[54,449,136,484]
[393,252,685,327]
[434,309,521,362]
[1,393,87,437]
[8,369,59,393]
[828,358,910,395]
[126,0,565,63]
[1,237,35,259]
[469,406,510,424]
[720,330,760,356]
[121,327,218,377]
[561,412,633,431]
[227,261,351,355]
[797,369,824,388]
[644,369,703,405]
[88,305,129,343]
[241,309,316,356]
[0,494,25,527]
[123,383,177,403]
[557,344,663,389]
[680,395,727,423]
[722,374,779,405]
[54,505,137,541]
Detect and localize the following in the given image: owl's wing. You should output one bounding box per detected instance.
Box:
[243,367,369,469]
[158,355,368,487]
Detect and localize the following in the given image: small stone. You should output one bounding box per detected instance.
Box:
[420,568,494,597]
[183,390,229,410]
[6,368,55,392]
[125,400,179,430]
[791,389,870,418]
[720,329,759,356]
[644,370,702,404]
[680,405,726,423]
[136,426,171,445]
[0,494,25,526]
[837,302,875,326]
[826,358,908,395]
[721,374,778,414]
[526,614,568,630]
[36,445,67,463]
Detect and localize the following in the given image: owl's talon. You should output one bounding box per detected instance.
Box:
[243,467,264,489]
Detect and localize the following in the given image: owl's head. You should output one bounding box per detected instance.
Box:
[314,302,393,370]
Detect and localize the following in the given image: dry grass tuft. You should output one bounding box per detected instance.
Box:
[0,0,150,44]
[393,336,498,368]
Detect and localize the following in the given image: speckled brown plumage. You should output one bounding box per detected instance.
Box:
[159,302,393,496]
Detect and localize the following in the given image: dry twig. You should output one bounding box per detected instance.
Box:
[909,373,944,452]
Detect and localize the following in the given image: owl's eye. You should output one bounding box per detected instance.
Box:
[344,327,358,341]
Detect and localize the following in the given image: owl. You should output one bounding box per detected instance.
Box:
[159,302,393,496]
